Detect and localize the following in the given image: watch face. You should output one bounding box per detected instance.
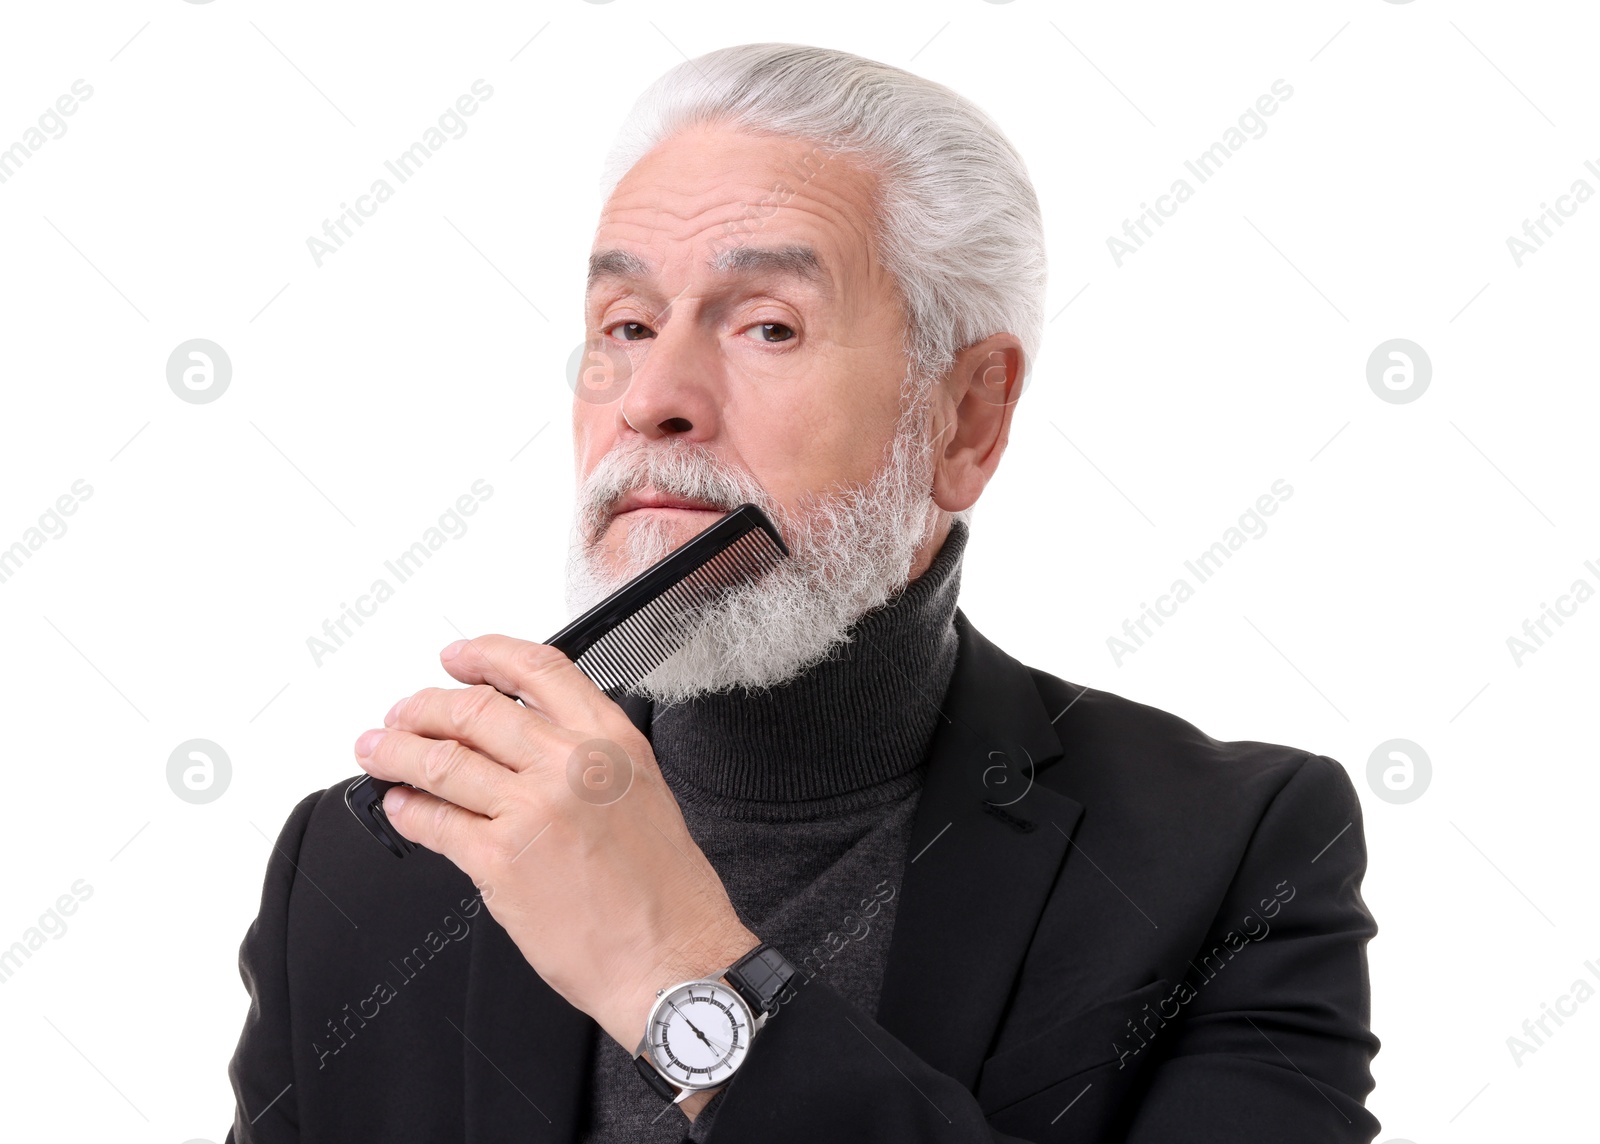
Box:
[645,979,754,1090]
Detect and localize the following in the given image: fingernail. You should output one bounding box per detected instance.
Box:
[385,786,410,814]
[384,699,403,727]
[442,639,467,661]
[356,728,386,757]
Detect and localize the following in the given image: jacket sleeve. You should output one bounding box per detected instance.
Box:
[702,754,1379,1143]
[701,972,1035,1143]
[225,789,324,1144]
[1120,753,1381,1142]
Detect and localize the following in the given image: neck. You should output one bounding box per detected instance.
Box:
[644,517,969,821]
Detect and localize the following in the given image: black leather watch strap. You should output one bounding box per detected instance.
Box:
[634,1053,677,1101]
[723,942,796,1017]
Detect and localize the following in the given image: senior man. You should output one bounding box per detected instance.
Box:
[226,43,1379,1144]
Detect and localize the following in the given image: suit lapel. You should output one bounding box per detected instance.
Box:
[875,609,1083,1089]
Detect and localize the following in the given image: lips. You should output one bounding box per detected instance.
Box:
[612,489,724,517]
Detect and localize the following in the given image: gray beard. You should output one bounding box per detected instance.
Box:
[563,372,941,704]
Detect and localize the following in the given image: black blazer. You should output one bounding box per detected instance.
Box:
[226,609,1379,1142]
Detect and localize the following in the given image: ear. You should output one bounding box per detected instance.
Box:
[929,333,1026,514]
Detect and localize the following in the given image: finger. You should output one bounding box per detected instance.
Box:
[355,725,517,819]
[439,634,611,730]
[385,684,554,776]
[381,783,488,869]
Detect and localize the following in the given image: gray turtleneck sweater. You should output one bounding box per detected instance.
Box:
[577,517,969,1143]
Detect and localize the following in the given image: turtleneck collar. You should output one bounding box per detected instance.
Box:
[642,516,969,821]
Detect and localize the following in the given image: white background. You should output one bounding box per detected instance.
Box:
[0,1,1595,1140]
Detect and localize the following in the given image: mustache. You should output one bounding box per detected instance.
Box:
[576,440,772,542]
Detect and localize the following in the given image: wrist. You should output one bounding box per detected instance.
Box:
[606,923,761,1051]
[678,1085,723,1122]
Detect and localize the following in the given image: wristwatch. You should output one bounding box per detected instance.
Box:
[632,942,796,1104]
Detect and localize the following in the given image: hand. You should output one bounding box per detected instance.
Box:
[352,634,758,1056]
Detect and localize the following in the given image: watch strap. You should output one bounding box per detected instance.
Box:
[633,1053,678,1101]
[723,942,795,1017]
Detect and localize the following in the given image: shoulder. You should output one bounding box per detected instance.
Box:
[1000,649,1373,960]
[1016,655,1362,864]
[259,776,481,938]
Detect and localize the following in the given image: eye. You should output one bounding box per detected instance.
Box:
[604,320,654,342]
[741,322,795,344]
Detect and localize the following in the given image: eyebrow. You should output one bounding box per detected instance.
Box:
[585,243,832,298]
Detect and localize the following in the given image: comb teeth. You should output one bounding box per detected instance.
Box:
[570,528,786,691]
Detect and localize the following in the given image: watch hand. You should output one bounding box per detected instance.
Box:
[682,1014,713,1047]
[696,1020,735,1054]
[667,1000,699,1032]
[667,1001,715,1045]
[667,1000,733,1055]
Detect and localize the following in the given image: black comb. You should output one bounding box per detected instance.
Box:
[345,503,789,857]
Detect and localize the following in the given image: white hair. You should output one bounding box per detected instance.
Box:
[597,41,1048,447]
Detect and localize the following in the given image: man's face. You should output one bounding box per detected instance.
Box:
[575,123,915,577]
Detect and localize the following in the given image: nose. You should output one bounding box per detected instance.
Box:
[615,313,721,442]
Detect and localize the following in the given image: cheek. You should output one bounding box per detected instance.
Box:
[735,401,894,507]
[572,405,619,475]
[807,373,908,475]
